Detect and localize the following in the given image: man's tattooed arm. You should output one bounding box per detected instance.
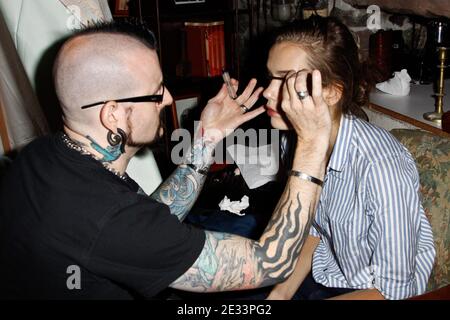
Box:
[150,165,207,221]
[150,134,216,221]
[170,176,320,292]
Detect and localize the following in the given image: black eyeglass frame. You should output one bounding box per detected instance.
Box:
[267,75,286,82]
[81,85,165,109]
[266,73,313,93]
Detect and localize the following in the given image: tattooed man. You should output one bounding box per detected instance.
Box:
[0,21,330,299]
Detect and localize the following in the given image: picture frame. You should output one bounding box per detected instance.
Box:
[174,0,206,4]
[114,0,129,16]
[170,93,201,129]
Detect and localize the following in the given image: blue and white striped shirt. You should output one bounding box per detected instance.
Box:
[310,114,436,300]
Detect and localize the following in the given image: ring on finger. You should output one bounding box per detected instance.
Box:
[240,104,249,113]
[297,90,309,101]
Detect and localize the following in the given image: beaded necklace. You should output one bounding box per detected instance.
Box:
[61,133,129,181]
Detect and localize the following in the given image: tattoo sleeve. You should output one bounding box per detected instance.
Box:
[170,178,318,293]
[150,133,216,221]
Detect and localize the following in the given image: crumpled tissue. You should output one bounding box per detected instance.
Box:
[219,195,249,216]
[375,69,411,96]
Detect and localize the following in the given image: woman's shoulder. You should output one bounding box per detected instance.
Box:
[350,116,411,164]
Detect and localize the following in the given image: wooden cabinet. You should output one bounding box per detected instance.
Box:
[127,0,241,97]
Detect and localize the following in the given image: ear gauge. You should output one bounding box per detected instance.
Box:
[107,128,127,154]
[86,128,128,163]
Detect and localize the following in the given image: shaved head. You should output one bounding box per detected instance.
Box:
[53,22,160,128]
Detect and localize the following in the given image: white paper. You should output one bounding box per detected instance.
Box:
[376,69,411,96]
[226,144,278,189]
[219,195,249,216]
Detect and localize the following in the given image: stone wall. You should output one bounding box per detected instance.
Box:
[237,0,421,76]
[345,0,450,18]
[331,0,415,59]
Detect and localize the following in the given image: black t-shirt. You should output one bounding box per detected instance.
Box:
[0,133,205,299]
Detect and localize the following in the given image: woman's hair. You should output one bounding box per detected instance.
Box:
[274,15,378,119]
[275,15,381,179]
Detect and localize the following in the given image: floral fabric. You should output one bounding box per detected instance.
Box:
[391,129,450,291]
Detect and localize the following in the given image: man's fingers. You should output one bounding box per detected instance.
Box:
[287,71,304,105]
[243,87,264,110]
[294,71,308,96]
[311,70,325,107]
[282,71,296,112]
[293,71,315,107]
[240,106,265,123]
[212,83,228,102]
[231,78,239,98]
[237,78,257,103]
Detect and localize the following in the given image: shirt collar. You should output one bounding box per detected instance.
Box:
[327,114,354,172]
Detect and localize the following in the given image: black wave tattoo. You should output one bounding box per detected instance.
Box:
[170,186,315,292]
[255,189,314,287]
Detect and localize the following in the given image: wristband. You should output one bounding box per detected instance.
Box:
[186,163,209,175]
[289,170,323,187]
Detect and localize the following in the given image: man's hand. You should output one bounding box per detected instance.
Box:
[151,80,263,220]
[169,77,330,294]
[200,78,265,143]
[282,70,332,152]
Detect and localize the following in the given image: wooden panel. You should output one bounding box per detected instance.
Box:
[409,285,450,300]
[0,95,11,154]
[368,103,450,139]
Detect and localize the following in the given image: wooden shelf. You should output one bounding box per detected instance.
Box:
[159,9,235,21]
[133,0,241,86]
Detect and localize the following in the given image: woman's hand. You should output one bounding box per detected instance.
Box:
[281,70,332,151]
[199,78,265,144]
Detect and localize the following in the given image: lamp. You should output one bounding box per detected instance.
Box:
[423,46,448,123]
[423,20,450,123]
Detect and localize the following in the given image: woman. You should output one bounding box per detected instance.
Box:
[263,15,435,300]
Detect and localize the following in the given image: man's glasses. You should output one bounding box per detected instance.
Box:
[81,85,165,109]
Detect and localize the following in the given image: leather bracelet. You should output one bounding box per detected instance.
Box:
[289,170,323,187]
[186,163,209,175]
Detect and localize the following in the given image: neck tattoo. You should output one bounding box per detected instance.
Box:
[61,133,129,181]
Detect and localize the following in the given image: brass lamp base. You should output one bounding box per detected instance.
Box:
[425,47,448,123]
[423,111,443,123]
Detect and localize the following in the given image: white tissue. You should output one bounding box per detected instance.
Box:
[219,195,249,216]
[375,69,411,96]
[227,144,278,189]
